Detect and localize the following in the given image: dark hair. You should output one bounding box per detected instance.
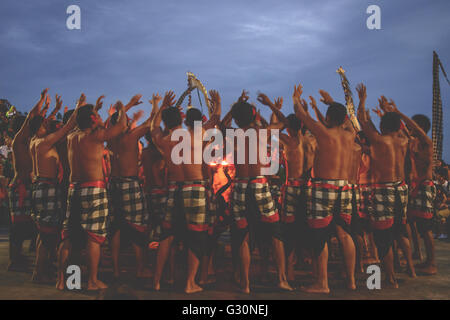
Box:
[412,114,431,133]
[326,102,347,127]
[162,107,182,130]
[11,115,26,134]
[63,109,74,125]
[231,101,254,128]
[380,112,401,134]
[110,111,119,126]
[436,166,448,180]
[185,108,202,128]
[76,104,95,130]
[29,116,44,136]
[286,114,302,132]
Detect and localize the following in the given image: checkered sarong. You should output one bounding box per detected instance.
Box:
[408,180,436,219]
[367,181,408,230]
[281,178,308,223]
[359,183,371,219]
[231,176,279,229]
[162,180,208,232]
[205,180,217,234]
[109,176,148,230]
[31,177,62,233]
[147,187,167,242]
[62,181,109,244]
[8,179,33,224]
[306,179,352,229]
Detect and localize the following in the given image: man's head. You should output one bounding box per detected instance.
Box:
[29,116,46,137]
[325,102,347,127]
[63,109,75,125]
[162,107,182,130]
[286,114,302,136]
[380,112,401,134]
[185,108,202,129]
[231,101,255,128]
[11,115,26,134]
[412,114,431,134]
[76,104,101,130]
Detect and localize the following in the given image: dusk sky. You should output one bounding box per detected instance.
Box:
[1,0,449,160]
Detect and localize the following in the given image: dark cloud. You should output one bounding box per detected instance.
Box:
[0,0,449,159]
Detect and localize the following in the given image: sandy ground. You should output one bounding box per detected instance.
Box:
[0,227,449,300]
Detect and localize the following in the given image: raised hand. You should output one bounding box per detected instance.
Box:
[309,96,318,110]
[126,94,143,110]
[319,90,334,105]
[372,107,384,118]
[238,90,249,103]
[292,84,303,102]
[209,90,221,110]
[300,98,308,112]
[41,95,51,116]
[356,83,367,106]
[257,93,273,107]
[95,95,105,112]
[40,88,49,102]
[387,98,399,113]
[64,106,69,114]
[274,97,283,110]
[161,91,176,109]
[114,100,124,111]
[77,93,87,108]
[149,93,162,107]
[55,95,63,111]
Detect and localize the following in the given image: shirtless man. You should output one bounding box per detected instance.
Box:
[28,94,77,282]
[257,93,310,282]
[151,90,221,294]
[108,94,155,279]
[8,89,48,271]
[230,93,292,294]
[293,84,356,293]
[357,86,416,288]
[56,99,127,290]
[379,102,437,275]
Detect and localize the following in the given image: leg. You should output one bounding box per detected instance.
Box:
[8,224,25,270]
[353,234,365,274]
[56,239,72,290]
[272,237,293,291]
[185,249,203,294]
[111,230,121,278]
[397,235,416,278]
[366,232,380,264]
[239,233,251,293]
[31,234,50,283]
[417,230,437,275]
[408,221,422,261]
[382,246,398,288]
[300,242,330,293]
[336,225,356,290]
[132,242,152,278]
[287,251,296,282]
[153,236,174,291]
[86,239,107,290]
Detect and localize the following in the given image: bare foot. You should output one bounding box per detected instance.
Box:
[56,279,65,290]
[347,281,357,291]
[185,283,203,294]
[153,282,160,291]
[199,276,216,286]
[239,286,250,294]
[278,281,294,291]
[407,268,417,278]
[385,278,399,289]
[417,264,437,275]
[136,268,153,279]
[300,284,330,294]
[363,257,380,265]
[87,279,108,291]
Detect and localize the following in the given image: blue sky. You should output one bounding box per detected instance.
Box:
[1,0,449,160]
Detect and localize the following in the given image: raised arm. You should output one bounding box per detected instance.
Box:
[204,90,222,130]
[151,91,175,148]
[95,101,127,142]
[94,95,105,112]
[129,94,163,140]
[356,83,382,143]
[47,94,63,120]
[41,101,80,147]
[257,93,288,128]
[292,85,327,137]
[15,88,48,142]
[124,94,143,112]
